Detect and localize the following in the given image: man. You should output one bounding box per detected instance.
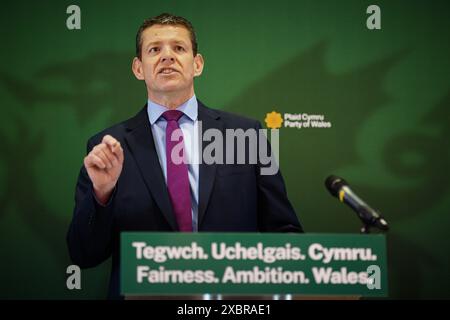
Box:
[67,13,303,299]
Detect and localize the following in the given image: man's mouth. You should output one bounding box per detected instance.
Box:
[159,68,178,75]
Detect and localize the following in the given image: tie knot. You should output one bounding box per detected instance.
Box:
[162,110,184,122]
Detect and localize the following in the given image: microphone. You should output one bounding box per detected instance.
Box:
[325,175,389,232]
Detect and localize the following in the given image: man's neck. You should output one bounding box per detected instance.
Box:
[148,89,195,110]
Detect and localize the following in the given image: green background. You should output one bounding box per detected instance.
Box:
[0,0,449,299]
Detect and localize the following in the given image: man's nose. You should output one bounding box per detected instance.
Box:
[161,47,175,63]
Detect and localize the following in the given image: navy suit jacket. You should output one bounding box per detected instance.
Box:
[67,100,303,299]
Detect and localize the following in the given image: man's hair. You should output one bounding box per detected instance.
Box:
[135,13,198,59]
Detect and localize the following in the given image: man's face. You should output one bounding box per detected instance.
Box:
[132,24,203,97]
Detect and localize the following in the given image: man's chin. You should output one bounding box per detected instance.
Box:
[154,83,187,93]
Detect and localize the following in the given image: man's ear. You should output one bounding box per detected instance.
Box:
[193,53,204,77]
[132,57,145,80]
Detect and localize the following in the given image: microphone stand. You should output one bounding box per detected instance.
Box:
[358,212,389,234]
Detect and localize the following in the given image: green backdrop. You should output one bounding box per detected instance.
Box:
[0,0,449,299]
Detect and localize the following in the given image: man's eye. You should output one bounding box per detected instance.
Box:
[176,46,185,52]
[149,47,159,53]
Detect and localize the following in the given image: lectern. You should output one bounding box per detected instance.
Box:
[121,232,388,300]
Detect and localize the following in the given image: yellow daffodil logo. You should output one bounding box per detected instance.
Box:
[264,111,283,129]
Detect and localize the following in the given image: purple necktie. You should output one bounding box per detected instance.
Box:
[162,110,193,232]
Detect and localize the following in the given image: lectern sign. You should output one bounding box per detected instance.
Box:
[121,233,388,297]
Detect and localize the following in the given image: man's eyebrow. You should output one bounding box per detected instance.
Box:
[145,41,162,49]
[145,40,188,48]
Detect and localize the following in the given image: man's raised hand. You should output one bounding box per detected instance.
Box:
[84,135,124,204]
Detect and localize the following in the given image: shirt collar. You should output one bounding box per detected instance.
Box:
[147,95,198,125]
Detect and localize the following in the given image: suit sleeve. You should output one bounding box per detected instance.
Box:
[255,121,304,233]
[66,139,116,268]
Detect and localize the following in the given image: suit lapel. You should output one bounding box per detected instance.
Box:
[124,106,178,231]
[197,102,222,228]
